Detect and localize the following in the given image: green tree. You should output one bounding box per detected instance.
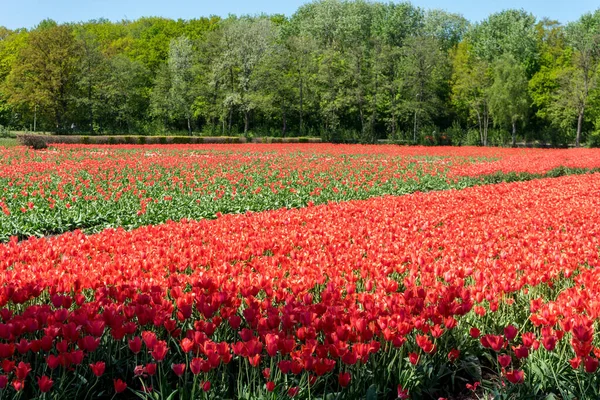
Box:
[168,36,197,134]
[74,27,110,133]
[193,29,226,134]
[563,10,600,146]
[284,33,318,136]
[400,35,449,142]
[100,55,149,133]
[217,17,277,134]
[451,40,492,145]
[469,9,538,74]
[6,22,81,132]
[528,19,571,144]
[488,54,530,146]
[423,9,469,51]
[0,27,28,127]
[150,63,173,131]
[372,1,424,47]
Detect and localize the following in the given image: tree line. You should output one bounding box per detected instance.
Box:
[0,0,599,146]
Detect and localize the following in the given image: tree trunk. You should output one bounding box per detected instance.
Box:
[512,121,516,147]
[187,117,192,136]
[299,77,304,136]
[482,108,489,147]
[413,109,418,143]
[282,107,287,137]
[88,81,94,134]
[370,71,378,144]
[244,110,249,134]
[474,108,483,146]
[229,66,235,134]
[576,109,584,147]
[228,108,233,134]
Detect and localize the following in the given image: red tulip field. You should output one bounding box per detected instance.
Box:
[1,144,600,399]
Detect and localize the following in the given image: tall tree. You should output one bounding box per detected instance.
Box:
[149,63,173,131]
[6,22,81,132]
[194,28,226,134]
[285,33,317,136]
[100,55,149,133]
[0,27,28,127]
[528,19,571,144]
[451,40,492,145]
[400,35,449,142]
[168,36,197,134]
[423,9,469,51]
[469,9,538,74]
[74,27,109,133]
[563,10,600,146]
[216,17,277,134]
[488,54,530,146]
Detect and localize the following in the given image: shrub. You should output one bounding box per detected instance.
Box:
[17,134,49,149]
[0,125,10,138]
[587,131,600,148]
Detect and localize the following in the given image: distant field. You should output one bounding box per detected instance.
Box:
[1,143,600,241]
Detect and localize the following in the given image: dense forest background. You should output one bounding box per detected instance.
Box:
[0,0,599,146]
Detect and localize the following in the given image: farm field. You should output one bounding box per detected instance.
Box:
[1,144,600,399]
[2,144,600,241]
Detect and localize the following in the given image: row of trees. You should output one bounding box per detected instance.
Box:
[0,1,599,145]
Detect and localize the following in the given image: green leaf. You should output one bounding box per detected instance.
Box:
[366,384,378,400]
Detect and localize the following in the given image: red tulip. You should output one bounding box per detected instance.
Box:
[497,354,511,368]
[142,331,158,350]
[38,375,54,393]
[171,363,186,377]
[338,372,351,388]
[46,355,60,370]
[12,379,25,392]
[542,335,557,351]
[151,340,168,362]
[114,379,127,393]
[15,362,32,380]
[505,369,525,384]
[78,336,100,352]
[448,349,460,362]
[482,335,504,352]
[584,357,599,373]
[90,362,106,377]
[1,360,14,373]
[408,352,419,365]
[128,336,142,354]
[180,338,194,353]
[190,358,203,375]
[145,363,157,376]
[262,368,271,379]
[504,325,518,341]
[397,385,409,399]
[513,345,529,360]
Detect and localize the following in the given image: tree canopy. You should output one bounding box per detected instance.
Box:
[0,2,599,146]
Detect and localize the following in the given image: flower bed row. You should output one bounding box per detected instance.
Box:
[1,173,600,398]
[2,144,600,242]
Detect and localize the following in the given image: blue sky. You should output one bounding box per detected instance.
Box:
[0,0,598,30]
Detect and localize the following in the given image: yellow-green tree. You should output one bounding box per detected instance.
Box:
[5,22,81,132]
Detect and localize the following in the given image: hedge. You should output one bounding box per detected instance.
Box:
[17,135,323,148]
